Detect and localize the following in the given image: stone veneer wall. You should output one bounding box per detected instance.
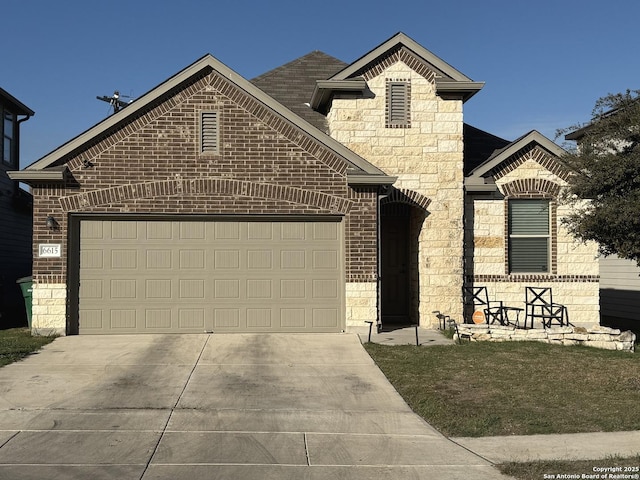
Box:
[31,282,66,336]
[327,52,465,327]
[454,323,636,352]
[465,147,600,326]
[345,282,377,327]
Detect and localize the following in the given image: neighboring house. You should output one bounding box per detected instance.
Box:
[565,117,640,332]
[9,33,600,335]
[598,254,640,331]
[0,88,34,326]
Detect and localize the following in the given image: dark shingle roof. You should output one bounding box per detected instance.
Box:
[463,124,511,175]
[251,51,347,132]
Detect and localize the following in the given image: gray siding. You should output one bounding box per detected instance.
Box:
[600,254,640,322]
[0,167,32,325]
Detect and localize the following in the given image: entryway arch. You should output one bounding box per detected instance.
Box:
[379,188,430,329]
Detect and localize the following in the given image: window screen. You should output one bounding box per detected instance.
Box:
[508,199,550,273]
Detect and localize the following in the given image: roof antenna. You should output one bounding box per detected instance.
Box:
[96,91,133,114]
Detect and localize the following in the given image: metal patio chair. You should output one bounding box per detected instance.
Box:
[462,286,506,325]
[524,287,568,329]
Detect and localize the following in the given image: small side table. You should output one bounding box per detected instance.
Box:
[502,307,524,328]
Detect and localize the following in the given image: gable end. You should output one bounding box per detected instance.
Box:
[355,45,438,83]
[490,144,571,182]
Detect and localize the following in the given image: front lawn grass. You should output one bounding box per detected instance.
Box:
[0,328,56,367]
[364,341,640,437]
[498,456,640,480]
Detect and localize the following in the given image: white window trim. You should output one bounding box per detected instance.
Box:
[508,199,552,274]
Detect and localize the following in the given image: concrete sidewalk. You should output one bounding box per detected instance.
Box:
[452,431,640,463]
[0,333,509,480]
[348,324,455,346]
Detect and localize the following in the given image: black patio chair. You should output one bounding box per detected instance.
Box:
[524,287,567,329]
[462,286,506,325]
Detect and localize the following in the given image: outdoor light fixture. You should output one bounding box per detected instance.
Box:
[46,215,58,230]
[81,157,94,169]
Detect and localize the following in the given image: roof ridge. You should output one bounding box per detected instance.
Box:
[251,50,345,83]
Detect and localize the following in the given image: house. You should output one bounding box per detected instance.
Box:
[565,113,640,333]
[9,33,600,335]
[0,88,34,327]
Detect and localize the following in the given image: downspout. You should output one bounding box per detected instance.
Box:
[16,114,32,170]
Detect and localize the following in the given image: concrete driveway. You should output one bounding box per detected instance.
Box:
[0,333,512,479]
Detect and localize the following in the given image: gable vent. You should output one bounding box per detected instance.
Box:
[386,80,411,128]
[201,111,219,153]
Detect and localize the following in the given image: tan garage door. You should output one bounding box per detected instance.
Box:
[78,219,344,334]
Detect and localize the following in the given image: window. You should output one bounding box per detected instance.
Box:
[2,109,15,166]
[508,199,550,273]
[200,111,219,154]
[385,79,410,128]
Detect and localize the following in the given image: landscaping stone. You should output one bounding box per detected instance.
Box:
[525,331,548,339]
[588,333,617,342]
[564,333,589,341]
[584,341,618,351]
[588,325,621,335]
[474,333,491,341]
[448,324,635,352]
[615,331,637,343]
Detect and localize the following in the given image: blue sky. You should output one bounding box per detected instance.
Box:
[4,0,639,168]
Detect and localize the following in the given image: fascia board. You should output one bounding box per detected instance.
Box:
[330,32,473,82]
[347,173,397,186]
[8,168,67,182]
[0,87,34,116]
[25,55,218,171]
[310,78,368,111]
[25,54,387,177]
[435,80,485,102]
[464,177,498,193]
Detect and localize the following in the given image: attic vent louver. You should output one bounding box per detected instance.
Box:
[386,79,411,128]
[201,111,219,153]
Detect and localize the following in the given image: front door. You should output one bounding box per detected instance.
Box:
[381,206,410,326]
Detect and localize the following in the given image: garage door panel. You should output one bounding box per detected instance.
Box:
[312,308,339,328]
[179,309,205,329]
[146,309,172,329]
[79,219,344,334]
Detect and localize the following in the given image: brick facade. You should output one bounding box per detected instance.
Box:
[30,70,378,333]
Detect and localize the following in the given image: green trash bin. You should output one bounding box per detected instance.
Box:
[16,276,33,328]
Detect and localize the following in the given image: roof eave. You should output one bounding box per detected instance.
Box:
[8,167,68,183]
[347,173,397,186]
[564,128,585,141]
[24,54,387,177]
[0,87,35,117]
[310,78,368,112]
[464,177,498,193]
[435,80,485,103]
[25,55,218,171]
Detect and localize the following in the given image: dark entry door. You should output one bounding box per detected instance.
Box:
[381,207,410,325]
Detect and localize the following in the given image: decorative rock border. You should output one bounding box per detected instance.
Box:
[452,323,636,352]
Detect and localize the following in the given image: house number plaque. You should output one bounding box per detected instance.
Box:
[39,244,61,258]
